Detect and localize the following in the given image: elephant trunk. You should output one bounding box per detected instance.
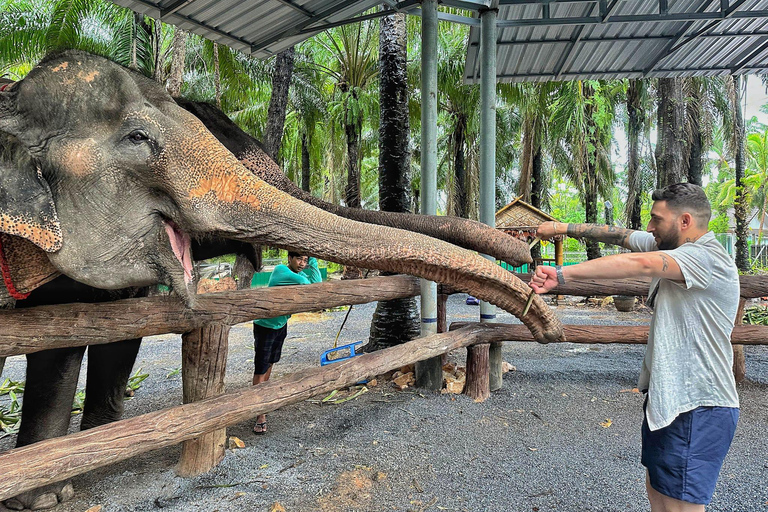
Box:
[239,149,534,267]
[166,138,562,343]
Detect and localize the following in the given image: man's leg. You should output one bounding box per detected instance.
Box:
[252,365,272,432]
[646,471,705,512]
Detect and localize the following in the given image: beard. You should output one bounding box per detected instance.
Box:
[656,227,680,250]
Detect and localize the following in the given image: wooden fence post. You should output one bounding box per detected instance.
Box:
[464,343,490,402]
[733,298,746,383]
[177,322,229,477]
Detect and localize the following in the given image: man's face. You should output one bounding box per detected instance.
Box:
[646,201,681,250]
[288,255,308,273]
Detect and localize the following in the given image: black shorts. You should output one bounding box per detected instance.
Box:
[253,323,288,375]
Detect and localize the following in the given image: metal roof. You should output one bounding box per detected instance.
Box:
[465,0,768,83]
[110,0,393,58]
[111,0,496,58]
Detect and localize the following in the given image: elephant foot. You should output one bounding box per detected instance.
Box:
[3,482,74,510]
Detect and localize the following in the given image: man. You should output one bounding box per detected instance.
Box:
[252,251,322,434]
[532,183,739,511]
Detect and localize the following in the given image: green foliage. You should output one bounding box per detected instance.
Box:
[0,378,24,438]
[743,305,768,325]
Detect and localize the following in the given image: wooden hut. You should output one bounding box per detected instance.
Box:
[495,197,564,268]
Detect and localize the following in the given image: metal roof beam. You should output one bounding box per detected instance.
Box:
[731,38,768,73]
[297,8,400,35]
[271,0,316,18]
[495,64,768,80]
[495,9,768,27]
[470,31,768,47]
[554,25,585,79]
[408,8,482,26]
[249,0,363,52]
[498,0,596,4]
[600,0,619,22]
[440,0,492,10]
[160,0,195,17]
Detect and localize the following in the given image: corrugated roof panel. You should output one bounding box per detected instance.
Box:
[111,0,384,58]
[467,0,768,83]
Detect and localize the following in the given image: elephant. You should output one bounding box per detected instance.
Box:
[0,50,562,509]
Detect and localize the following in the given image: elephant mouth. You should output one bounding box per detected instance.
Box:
[163,219,193,285]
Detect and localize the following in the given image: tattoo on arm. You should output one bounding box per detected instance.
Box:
[565,223,637,248]
[660,254,669,272]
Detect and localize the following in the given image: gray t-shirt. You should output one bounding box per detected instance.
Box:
[628,231,740,431]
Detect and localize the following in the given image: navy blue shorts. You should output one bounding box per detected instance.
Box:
[641,401,739,505]
[253,324,288,375]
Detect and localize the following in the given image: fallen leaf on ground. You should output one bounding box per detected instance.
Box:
[619,388,640,394]
[228,436,245,449]
[85,506,103,512]
[270,503,286,512]
[600,418,613,428]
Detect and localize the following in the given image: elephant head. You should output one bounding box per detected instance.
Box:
[0,50,562,343]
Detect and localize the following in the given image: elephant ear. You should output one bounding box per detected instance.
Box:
[0,124,62,252]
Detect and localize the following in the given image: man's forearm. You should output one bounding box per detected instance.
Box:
[560,223,638,249]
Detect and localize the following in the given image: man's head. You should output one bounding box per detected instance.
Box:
[287,251,309,273]
[648,182,711,250]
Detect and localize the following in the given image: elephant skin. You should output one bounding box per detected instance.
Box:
[0,50,563,509]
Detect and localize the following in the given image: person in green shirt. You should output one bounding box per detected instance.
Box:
[252,252,322,434]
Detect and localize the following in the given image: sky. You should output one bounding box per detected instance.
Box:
[744,75,768,125]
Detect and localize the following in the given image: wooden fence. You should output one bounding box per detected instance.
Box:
[1,273,767,501]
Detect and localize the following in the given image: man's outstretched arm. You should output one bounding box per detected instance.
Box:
[536,221,640,250]
[530,252,684,294]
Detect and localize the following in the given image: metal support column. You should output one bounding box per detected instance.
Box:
[415,0,442,390]
[479,7,503,392]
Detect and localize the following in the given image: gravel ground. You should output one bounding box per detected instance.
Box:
[1,294,767,512]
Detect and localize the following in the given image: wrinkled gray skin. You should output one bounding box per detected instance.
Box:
[0,51,561,510]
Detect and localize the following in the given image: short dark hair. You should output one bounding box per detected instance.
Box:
[651,182,711,226]
[287,251,303,258]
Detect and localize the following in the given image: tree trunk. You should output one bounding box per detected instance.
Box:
[584,171,601,260]
[626,79,644,230]
[233,253,256,290]
[344,115,362,209]
[130,12,141,70]
[213,43,221,109]
[367,13,420,352]
[166,28,187,98]
[530,146,544,260]
[301,133,311,192]
[453,115,468,218]
[263,46,296,162]
[733,76,750,273]
[687,84,704,186]
[655,77,687,187]
[152,17,163,82]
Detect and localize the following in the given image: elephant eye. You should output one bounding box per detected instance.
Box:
[127,130,150,144]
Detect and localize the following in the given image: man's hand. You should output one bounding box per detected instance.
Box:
[530,265,559,294]
[536,221,559,239]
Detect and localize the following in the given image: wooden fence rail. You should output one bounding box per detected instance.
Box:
[0,275,421,357]
[449,322,768,345]
[0,323,515,501]
[439,274,768,299]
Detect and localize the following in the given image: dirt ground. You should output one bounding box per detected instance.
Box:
[1,295,767,512]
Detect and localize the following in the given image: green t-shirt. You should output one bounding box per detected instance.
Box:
[253,257,322,330]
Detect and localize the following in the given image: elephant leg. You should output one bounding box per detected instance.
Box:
[5,347,85,511]
[80,338,142,430]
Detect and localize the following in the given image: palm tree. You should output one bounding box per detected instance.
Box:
[313,21,379,210]
[550,80,620,259]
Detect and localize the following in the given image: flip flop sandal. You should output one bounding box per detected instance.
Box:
[253,422,267,435]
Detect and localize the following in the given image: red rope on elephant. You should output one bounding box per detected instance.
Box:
[0,236,30,300]
[0,83,12,91]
